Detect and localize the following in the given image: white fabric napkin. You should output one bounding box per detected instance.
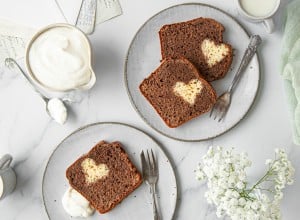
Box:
[55,0,122,25]
[0,0,64,28]
[0,19,35,67]
[281,0,300,145]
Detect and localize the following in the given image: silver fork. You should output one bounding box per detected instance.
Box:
[141,149,160,220]
[210,35,262,122]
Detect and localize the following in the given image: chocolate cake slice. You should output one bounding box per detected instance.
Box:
[139,58,217,128]
[159,17,233,81]
[66,141,142,214]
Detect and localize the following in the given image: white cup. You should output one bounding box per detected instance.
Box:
[0,154,17,200]
[235,0,281,33]
[25,23,96,93]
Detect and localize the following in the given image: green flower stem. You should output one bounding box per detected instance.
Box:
[248,165,277,193]
[231,165,278,201]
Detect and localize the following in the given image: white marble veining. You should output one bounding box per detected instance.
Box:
[0,0,299,219]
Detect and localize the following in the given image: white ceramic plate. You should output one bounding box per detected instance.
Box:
[43,122,177,220]
[125,3,260,141]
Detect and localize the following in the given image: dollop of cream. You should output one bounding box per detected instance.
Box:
[28,26,92,91]
[62,187,95,218]
[47,98,67,124]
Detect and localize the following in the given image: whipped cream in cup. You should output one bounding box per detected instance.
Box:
[25,23,96,92]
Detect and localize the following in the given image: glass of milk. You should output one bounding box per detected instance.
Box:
[236,0,280,33]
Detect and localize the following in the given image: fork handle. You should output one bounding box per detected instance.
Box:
[150,185,160,220]
[228,35,262,93]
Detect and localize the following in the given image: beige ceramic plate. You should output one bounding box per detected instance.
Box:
[125,3,260,142]
[43,122,177,220]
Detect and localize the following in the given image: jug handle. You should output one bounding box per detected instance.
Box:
[0,154,12,170]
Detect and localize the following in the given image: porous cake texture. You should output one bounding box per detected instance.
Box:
[159,17,233,81]
[66,141,143,214]
[139,58,217,128]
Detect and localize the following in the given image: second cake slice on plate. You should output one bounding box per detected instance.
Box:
[139,58,217,128]
[159,17,233,82]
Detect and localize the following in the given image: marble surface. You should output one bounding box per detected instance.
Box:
[0,0,299,219]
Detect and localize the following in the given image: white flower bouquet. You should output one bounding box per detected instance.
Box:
[196,147,295,220]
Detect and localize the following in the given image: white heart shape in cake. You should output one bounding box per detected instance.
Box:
[81,158,109,184]
[201,39,230,68]
[173,79,203,105]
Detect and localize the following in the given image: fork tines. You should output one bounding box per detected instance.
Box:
[141,149,158,177]
[210,104,227,122]
[209,92,231,122]
[140,149,160,219]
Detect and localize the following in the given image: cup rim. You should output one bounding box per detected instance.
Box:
[25,23,95,92]
[236,0,280,20]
